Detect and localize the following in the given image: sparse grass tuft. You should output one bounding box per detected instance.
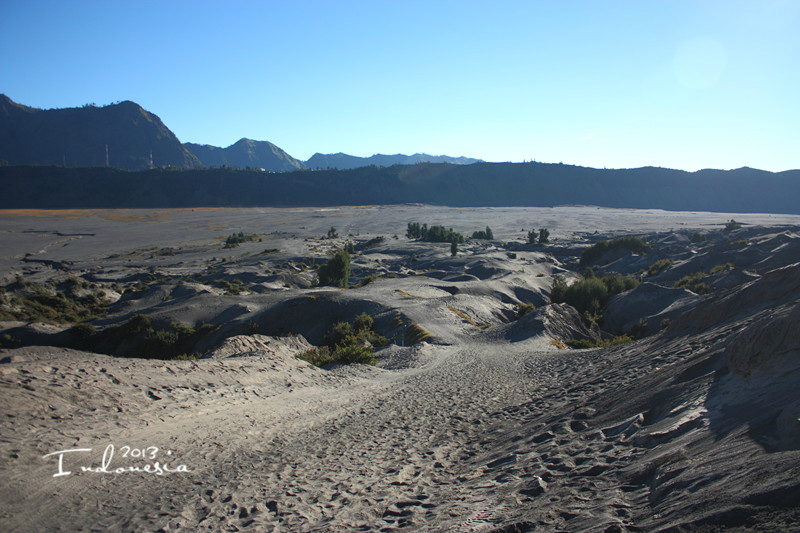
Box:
[405,323,432,345]
[675,272,710,294]
[447,305,480,327]
[515,303,536,319]
[710,262,734,274]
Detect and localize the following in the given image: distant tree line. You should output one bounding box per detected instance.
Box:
[471,226,494,240]
[406,222,464,244]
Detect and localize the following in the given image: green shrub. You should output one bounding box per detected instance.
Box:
[551,273,639,315]
[579,236,649,267]
[471,226,494,240]
[353,312,374,333]
[2,281,108,324]
[710,262,734,274]
[451,241,458,256]
[515,303,536,319]
[95,316,219,360]
[675,272,710,294]
[297,346,335,367]
[224,232,259,248]
[331,344,377,365]
[566,336,633,349]
[303,313,386,367]
[218,279,245,295]
[318,250,351,288]
[691,231,706,243]
[564,339,596,349]
[724,219,742,231]
[648,259,674,276]
[357,274,378,287]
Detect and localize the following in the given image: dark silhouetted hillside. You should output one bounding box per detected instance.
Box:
[185,138,305,171]
[306,152,481,169]
[0,95,201,170]
[1,162,798,214]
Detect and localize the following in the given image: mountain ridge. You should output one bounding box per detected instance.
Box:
[2,162,798,214]
[1,95,483,172]
[0,94,201,170]
[305,152,482,170]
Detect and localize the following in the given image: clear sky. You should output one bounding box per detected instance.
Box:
[1,0,798,171]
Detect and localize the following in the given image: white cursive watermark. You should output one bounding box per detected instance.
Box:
[43,444,191,477]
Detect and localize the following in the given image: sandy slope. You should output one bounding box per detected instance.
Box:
[1,207,800,532]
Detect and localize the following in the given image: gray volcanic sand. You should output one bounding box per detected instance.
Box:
[1,206,800,532]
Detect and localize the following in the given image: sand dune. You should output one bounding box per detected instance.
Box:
[1,206,799,531]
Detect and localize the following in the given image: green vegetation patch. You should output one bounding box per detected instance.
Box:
[565,335,633,349]
[0,279,108,324]
[579,236,649,267]
[551,272,640,315]
[217,278,246,295]
[710,262,734,274]
[297,313,387,367]
[724,219,742,231]
[406,222,464,244]
[224,232,260,248]
[471,226,494,240]
[527,228,550,244]
[647,258,674,276]
[317,250,351,288]
[675,272,710,294]
[71,314,220,360]
[515,303,536,319]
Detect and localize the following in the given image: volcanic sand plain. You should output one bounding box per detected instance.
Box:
[1,205,800,532]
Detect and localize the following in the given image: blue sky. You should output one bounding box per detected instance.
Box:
[1,0,798,171]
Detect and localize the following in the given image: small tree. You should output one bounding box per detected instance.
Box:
[724,219,742,231]
[538,228,550,244]
[527,230,538,244]
[317,250,350,287]
[451,240,458,256]
[327,227,338,239]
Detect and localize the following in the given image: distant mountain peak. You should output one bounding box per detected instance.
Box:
[306,152,482,170]
[184,138,304,171]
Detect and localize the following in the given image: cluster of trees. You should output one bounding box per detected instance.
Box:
[551,271,640,317]
[527,228,550,244]
[224,232,259,248]
[406,222,464,244]
[471,226,494,240]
